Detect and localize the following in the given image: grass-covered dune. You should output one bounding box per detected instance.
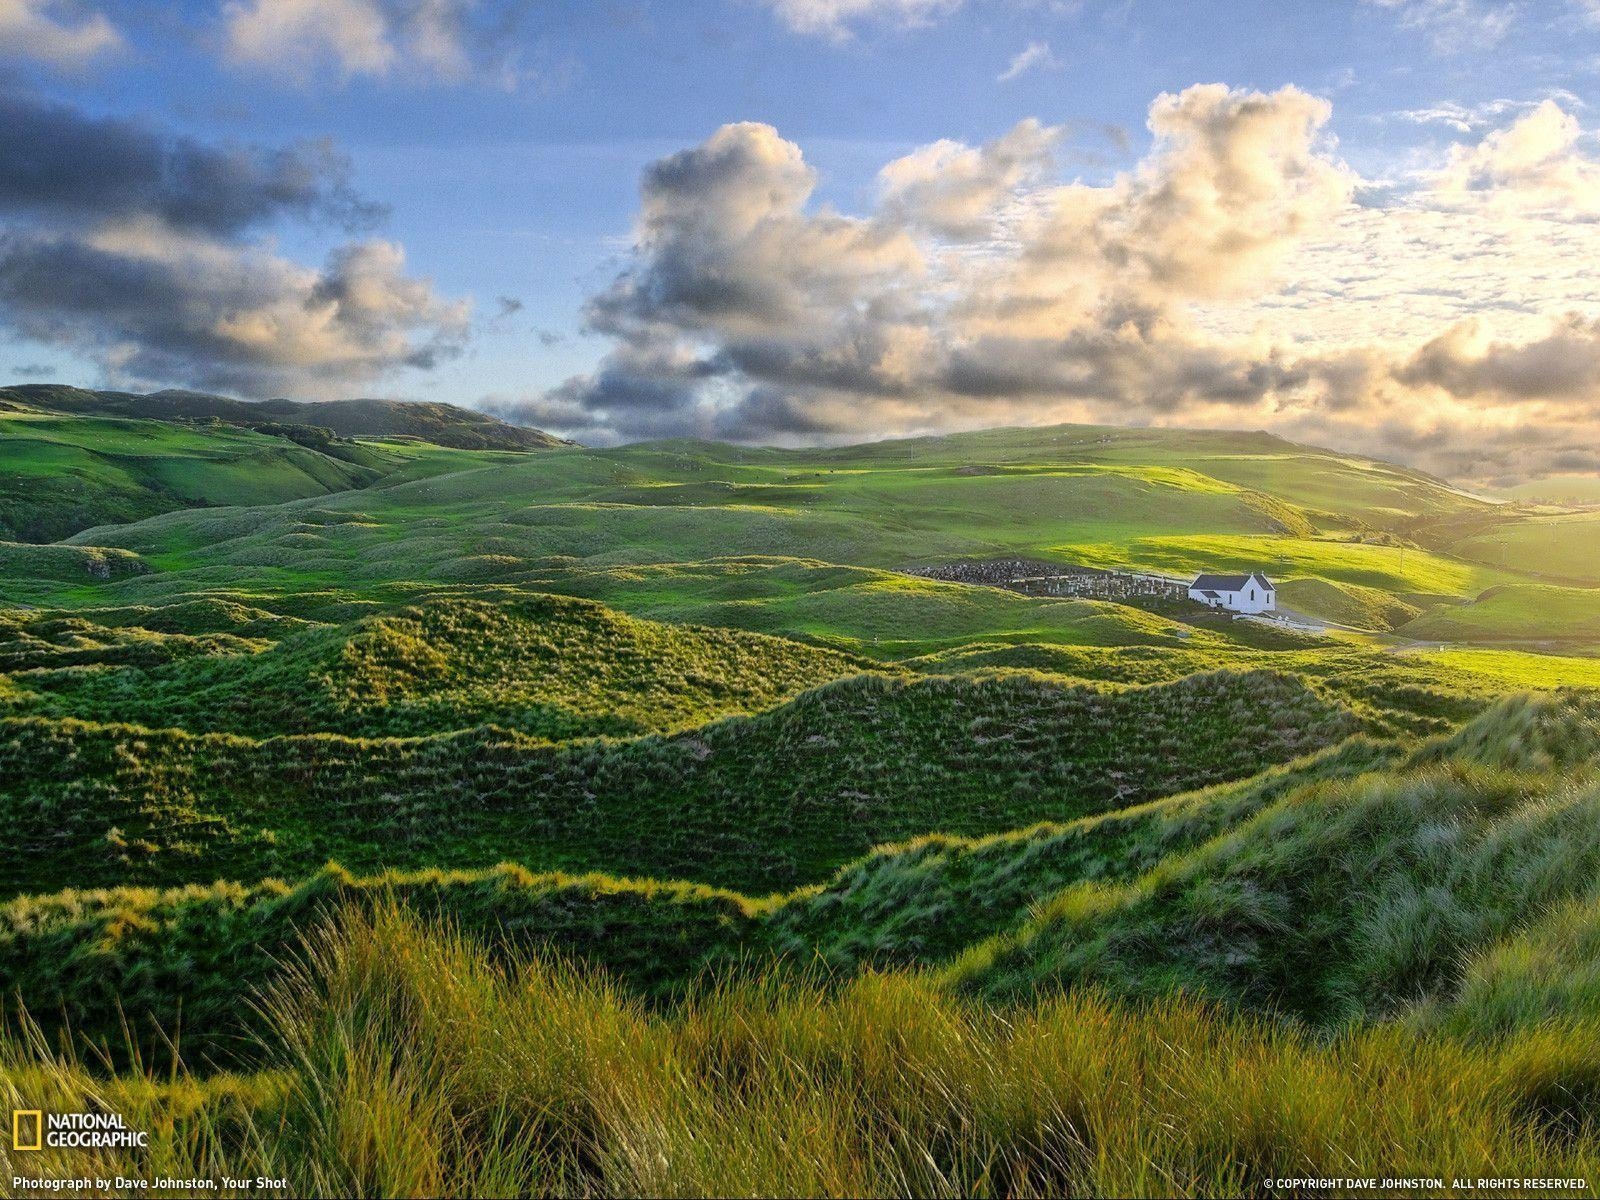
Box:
[1272,576,1423,631]
[0,540,149,585]
[8,902,1600,1198]
[8,593,876,740]
[12,692,1597,1067]
[0,668,1353,898]
[0,866,763,1066]
[952,691,1600,1025]
[0,738,1386,1067]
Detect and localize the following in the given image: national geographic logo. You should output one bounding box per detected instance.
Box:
[11,1110,148,1150]
[12,1110,41,1151]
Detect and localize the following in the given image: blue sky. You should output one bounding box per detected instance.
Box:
[2,0,1598,479]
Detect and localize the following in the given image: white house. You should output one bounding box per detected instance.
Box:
[1188,572,1275,615]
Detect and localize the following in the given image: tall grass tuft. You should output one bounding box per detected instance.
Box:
[14,901,1596,1197]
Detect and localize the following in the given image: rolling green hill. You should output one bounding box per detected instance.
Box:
[0,386,571,545]
[1445,509,1600,585]
[1399,583,1600,648]
[2,416,1567,646]
[1,384,570,451]
[0,408,538,546]
[0,411,397,542]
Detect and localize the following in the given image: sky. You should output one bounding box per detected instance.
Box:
[1,0,1599,482]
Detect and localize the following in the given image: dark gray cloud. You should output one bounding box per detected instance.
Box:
[0,87,466,397]
[0,231,467,395]
[1396,313,1600,400]
[0,89,382,235]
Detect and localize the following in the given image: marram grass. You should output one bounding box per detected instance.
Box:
[5,903,1599,1199]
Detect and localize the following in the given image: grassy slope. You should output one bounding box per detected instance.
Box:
[0,412,391,542]
[1399,583,1600,648]
[0,667,1355,899]
[6,593,875,740]
[1273,576,1421,630]
[1445,508,1600,585]
[0,409,532,545]
[949,691,1600,1025]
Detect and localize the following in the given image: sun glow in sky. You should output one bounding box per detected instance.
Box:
[2,0,1599,481]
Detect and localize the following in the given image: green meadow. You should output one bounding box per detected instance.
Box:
[4,395,1600,1197]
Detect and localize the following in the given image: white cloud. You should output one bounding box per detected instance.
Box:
[1392,98,1534,133]
[1430,99,1600,213]
[222,0,525,87]
[998,40,1057,83]
[0,0,120,67]
[760,0,962,40]
[1363,0,1518,53]
[878,118,1061,238]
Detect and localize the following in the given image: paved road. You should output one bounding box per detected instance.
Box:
[1249,605,1452,652]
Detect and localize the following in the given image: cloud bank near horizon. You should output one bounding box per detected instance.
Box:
[492,85,1600,483]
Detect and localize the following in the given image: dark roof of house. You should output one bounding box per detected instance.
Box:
[1190,572,1273,592]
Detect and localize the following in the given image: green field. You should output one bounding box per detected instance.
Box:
[5,406,1600,1196]
[1448,509,1600,584]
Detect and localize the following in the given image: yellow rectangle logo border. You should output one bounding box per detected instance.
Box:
[12,1109,43,1151]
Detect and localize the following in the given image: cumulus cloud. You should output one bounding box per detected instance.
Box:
[0,0,120,67]
[222,0,532,88]
[1431,99,1600,213]
[998,40,1056,83]
[878,118,1061,238]
[0,87,467,396]
[514,84,1600,481]
[760,0,962,40]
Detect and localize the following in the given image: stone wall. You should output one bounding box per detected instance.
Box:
[907,559,1188,602]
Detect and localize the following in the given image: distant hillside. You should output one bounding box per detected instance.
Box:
[0,389,571,543]
[0,384,571,451]
[1498,474,1600,504]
